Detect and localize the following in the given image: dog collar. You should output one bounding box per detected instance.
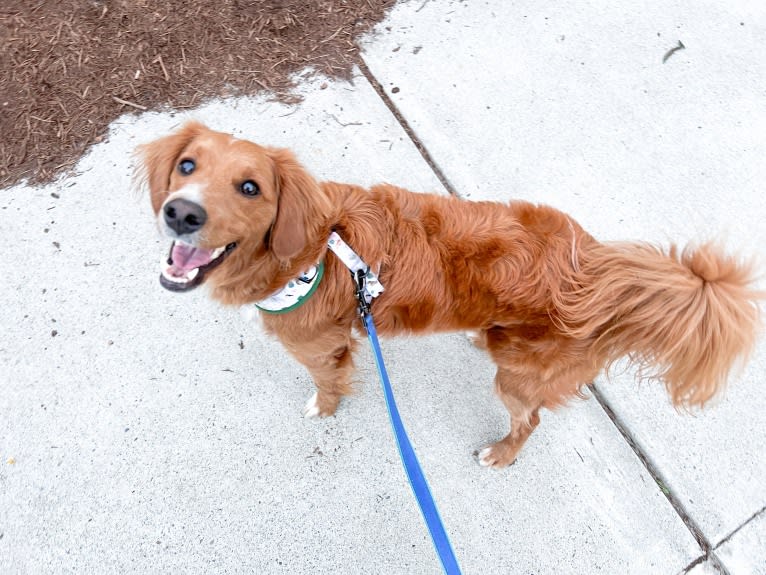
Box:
[252,232,383,315]
[254,262,325,314]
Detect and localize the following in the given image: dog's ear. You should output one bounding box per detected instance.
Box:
[135,121,206,211]
[268,148,332,263]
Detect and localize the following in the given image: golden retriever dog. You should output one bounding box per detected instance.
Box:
[138,122,762,468]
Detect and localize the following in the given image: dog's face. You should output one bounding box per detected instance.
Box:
[137,122,331,293]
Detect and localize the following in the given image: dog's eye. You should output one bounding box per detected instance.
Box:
[240,180,260,197]
[178,159,196,175]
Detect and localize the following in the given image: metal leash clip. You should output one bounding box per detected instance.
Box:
[354,268,371,319]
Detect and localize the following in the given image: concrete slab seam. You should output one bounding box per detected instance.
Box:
[589,384,732,575]
[683,554,718,575]
[357,58,459,197]
[712,504,766,552]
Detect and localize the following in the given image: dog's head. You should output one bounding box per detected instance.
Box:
[136,122,332,292]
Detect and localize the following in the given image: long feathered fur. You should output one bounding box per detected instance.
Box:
[554,242,762,407]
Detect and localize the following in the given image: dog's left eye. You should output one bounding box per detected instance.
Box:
[239,180,260,197]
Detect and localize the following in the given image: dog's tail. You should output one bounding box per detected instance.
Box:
[555,242,763,407]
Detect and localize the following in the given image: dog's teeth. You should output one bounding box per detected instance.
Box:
[211,246,225,258]
[160,267,198,284]
[162,273,186,284]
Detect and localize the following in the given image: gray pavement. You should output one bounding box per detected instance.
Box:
[2,1,765,573]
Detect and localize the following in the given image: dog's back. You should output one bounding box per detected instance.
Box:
[329,184,596,335]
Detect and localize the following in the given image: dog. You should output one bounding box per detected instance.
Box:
[137,121,762,468]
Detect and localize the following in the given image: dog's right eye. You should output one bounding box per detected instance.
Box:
[178,159,196,175]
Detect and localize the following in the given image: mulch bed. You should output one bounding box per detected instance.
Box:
[0,0,395,187]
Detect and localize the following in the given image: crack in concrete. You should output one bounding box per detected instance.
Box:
[682,553,711,574]
[713,504,766,551]
[357,58,459,197]
[589,384,732,575]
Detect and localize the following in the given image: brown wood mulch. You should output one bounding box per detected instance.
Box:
[0,0,395,187]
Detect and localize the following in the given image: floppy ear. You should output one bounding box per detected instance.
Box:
[134,121,206,212]
[268,148,333,263]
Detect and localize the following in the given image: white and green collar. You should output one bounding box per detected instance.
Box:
[254,262,325,314]
[252,232,384,315]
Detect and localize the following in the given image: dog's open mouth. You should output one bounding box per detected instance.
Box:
[160,241,237,292]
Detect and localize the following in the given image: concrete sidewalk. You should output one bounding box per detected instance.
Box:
[1,1,764,573]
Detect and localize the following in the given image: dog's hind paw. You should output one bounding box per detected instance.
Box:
[478,445,517,469]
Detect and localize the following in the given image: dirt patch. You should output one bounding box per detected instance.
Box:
[1,0,395,188]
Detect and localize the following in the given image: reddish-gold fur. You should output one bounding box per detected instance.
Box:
[138,122,763,467]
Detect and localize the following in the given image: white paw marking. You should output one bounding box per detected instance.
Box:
[478,447,494,467]
[302,392,321,419]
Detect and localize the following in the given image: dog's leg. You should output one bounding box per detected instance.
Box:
[301,343,355,418]
[477,325,598,468]
[479,367,541,468]
[284,331,357,419]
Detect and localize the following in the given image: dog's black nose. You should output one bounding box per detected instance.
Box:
[163,198,207,236]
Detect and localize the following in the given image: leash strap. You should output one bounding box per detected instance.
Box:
[361,311,462,575]
[327,235,462,575]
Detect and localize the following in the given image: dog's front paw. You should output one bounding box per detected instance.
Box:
[302,392,339,419]
[478,443,518,469]
[302,392,322,418]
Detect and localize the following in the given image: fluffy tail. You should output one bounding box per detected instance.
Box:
[555,242,763,407]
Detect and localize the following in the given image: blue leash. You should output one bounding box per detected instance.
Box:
[355,271,462,575]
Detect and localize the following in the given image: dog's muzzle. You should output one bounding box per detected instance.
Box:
[157,197,237,292]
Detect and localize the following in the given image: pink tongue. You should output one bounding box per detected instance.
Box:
[171,243,214,271]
